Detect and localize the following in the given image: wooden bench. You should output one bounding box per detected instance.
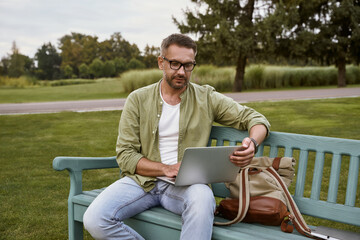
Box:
[53,126,360,240]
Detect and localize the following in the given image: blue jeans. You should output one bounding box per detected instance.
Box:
[83,176,216,240]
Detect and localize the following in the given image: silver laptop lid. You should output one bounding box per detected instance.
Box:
[173,145,241,186]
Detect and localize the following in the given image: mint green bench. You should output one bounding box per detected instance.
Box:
[53,126,360,240]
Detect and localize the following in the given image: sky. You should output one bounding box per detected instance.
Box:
[0,0,197,58]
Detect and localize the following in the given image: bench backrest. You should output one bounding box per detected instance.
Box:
[208,126,360,227]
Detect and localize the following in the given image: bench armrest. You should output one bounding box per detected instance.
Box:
[53,156,118,172]
[53,156,119,197]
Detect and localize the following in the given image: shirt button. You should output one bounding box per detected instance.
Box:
[160,101,163,105]
[152,131,155,134]
[157,114,160,118]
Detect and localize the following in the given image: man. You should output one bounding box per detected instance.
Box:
[84,33,270,240]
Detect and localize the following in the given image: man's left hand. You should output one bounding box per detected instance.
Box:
[229,137,255,168]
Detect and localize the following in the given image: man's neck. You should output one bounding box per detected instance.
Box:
[160,80,186,105]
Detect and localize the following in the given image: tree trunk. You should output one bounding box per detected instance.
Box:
[337,56,346,88]
[233,54,247,92]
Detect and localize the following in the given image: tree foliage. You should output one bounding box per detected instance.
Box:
[143,44,160,69]
[262,0,360,87]
[7,41,34,78]
[175,0,360,90]
[79,63,90,79]
[89,59,104,78]
[57,32,144,78]
[58,33,99,75]
[35,42,61,80]
[174,0,275,91]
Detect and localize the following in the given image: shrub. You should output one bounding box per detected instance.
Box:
[89,59,104,78]
[79,63,90,79]
[192,65,235,92]
[127,58,145,70]
[120,65,360,93]
[103,60,116,77]
[38,79,95,87]
[114,57,128,74]
[346,65,360,84]
[0,75,37,88]
[243,65,358,90]
[244,65,264,89]
[121,69,162,93]
[63,65,74,79]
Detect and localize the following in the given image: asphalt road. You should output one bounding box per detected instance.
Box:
[1,87,359,115]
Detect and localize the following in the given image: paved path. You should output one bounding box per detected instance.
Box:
[1,87,359,115]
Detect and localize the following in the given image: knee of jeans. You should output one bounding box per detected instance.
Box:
[83,206,108,239]
[186,185,215,212]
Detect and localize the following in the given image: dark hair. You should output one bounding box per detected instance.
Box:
[161,33,197,56]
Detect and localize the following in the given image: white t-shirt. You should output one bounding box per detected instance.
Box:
[159,91,180,165]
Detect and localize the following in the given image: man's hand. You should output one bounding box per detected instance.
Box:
[135,157,181,177]
[162,162,181,178]
[229,137,255,168]
[230,124,268,168]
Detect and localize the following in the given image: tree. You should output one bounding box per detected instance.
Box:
[127,58,145,70]
[143,45,160,68]
[114,57,128,74]
[110,32,141,61]
[312,0,360,87]
[103,60,116,77]
[35,42,61,80]
[89,58,104,78]
[261,0,360,87]
[7,41,34,77]
[0,57,10,76]
[174,0,275,92]
[79,63,90,78]
[63,65,74,79]
[59,32,99,76]
[98,40,113,61]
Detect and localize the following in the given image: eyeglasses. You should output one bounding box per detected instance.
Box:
[162,56,196,72]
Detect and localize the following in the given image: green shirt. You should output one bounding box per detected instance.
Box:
[116,80,270,192]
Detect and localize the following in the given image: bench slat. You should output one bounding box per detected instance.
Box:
[345,155,359,206]
[327,154,342,203]
[294,149,309,198]
[311,151,325,201]
[269,145,278,158]
[295,197,360,226]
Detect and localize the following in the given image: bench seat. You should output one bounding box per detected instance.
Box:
[73,189,315,240]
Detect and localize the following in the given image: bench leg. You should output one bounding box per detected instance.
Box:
[69,220,84,240]
[68,202,84,240]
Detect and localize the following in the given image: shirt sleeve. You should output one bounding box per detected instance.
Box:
[116,92,145,175]
[210,90,270,135]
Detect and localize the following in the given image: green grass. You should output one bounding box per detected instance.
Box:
[0,98,359,239]
[0,78,127,103]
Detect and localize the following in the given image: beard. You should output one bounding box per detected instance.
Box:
[164,73,189,90]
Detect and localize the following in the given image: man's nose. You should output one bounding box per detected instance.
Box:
[177,65,186,74]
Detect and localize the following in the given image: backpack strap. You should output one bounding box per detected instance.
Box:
[214,168,249,225]
[265,167,315,238]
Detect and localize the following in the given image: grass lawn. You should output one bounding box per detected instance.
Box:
[0,97,359,239]
[0,79,127,103]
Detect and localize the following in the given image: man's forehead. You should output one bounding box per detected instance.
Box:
[165,44,196,61]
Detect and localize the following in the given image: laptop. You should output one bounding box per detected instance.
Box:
[157,145,242,186]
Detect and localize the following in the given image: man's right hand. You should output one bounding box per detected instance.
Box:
[135,157,181,177]
[162,162,181,178]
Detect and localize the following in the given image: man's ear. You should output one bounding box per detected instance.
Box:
[158,56,164,70]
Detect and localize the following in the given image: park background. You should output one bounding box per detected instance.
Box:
[1,0,360,239]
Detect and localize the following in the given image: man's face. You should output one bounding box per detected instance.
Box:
[158,44,196,90]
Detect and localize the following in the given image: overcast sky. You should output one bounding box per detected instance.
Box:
[0,0,197,58]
